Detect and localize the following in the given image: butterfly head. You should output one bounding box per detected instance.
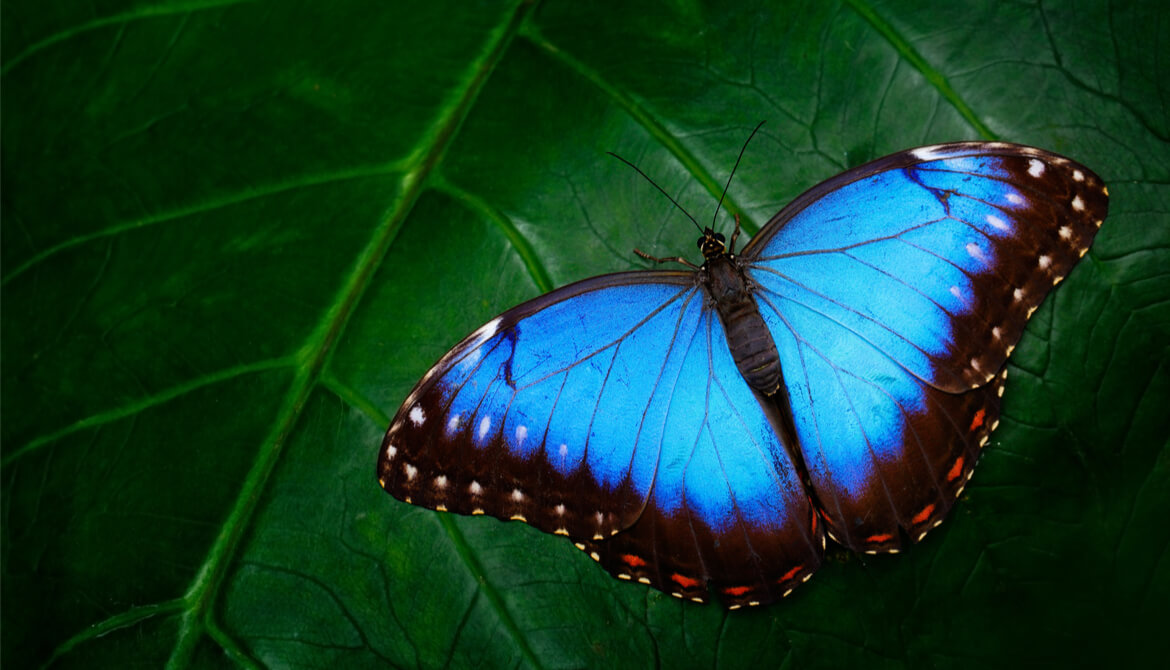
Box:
[698,227,727,259]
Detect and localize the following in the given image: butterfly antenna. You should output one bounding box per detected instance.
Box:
[606,151,703,232]
[711,120,766,229]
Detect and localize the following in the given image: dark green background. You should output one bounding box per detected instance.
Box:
[3,0,1167,667]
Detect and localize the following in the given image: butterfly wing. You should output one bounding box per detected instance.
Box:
[741,142,1108,551]
[378,272,823,607]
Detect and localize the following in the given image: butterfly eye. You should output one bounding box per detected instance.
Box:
[696,235,707,249]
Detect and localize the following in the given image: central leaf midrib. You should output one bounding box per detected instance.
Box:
[160,1,544,667]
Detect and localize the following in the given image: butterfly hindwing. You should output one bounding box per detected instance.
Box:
[379,274,691,538]
[742,142,1107,551]
[378,272,822,606]
[583,310,823,607]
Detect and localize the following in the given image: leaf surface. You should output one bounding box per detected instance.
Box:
[3,0,1168,667]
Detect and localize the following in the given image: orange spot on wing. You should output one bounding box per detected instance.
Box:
[947,456,965,482]
[620,553,646,568]
[912,503,936,525]
[865,533,894,544]
[723,585,751,597]
[969,408,986,432]
[671,573,701,589]
[779,565,803,582]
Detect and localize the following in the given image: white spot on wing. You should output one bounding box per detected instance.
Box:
[404,464,417,480]
[950,285,962,301]
[511,488,524,502]
[1013,288,1025,302]
[385,444,398,460]
[515,425,528,445]
[469,481,483,495]
[966,242,988,264]
[1059,225,1072,239]
[986,214,1009,231]
[992,326,1002,340]
[478,416,491,440]
[911,145,951,161]
[1028,159,1045,177]
[434,475,448,489]
[409,405,425,426]
[1073,169,1085,182]
[473,317,501,345]
[555,503,566,516]
[447,414,461,432]
[1039,255,1052,269]
[1006,192,1024,205]
[1072,195,1085,211]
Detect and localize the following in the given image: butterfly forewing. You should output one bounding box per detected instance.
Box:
[744,143,1106,392]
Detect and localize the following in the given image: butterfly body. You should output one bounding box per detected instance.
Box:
[697,228,783,394]
[378,142,1107,608]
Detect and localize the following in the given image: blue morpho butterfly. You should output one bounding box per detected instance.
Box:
[377,128,1108,609]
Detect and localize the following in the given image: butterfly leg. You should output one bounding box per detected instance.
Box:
[633,248,701,270]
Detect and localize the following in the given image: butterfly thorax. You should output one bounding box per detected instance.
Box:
[700,246,783,396]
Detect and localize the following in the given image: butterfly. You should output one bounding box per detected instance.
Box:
[377,136,1108,609]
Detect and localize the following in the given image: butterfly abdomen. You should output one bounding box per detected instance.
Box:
[702,255,782,395]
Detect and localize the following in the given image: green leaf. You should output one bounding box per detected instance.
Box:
[3,0,1167,667]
